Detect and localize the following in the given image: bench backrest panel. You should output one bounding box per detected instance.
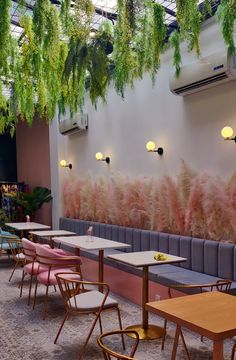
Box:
[60,217,236,281]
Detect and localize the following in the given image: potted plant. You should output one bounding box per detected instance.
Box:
[7,186,52,220]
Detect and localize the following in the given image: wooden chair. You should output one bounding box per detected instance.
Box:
[162,279,232,357]
[7,238,25,282]
[97,330,139,360]
[54,273,124,360]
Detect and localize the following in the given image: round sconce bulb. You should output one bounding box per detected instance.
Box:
[146,141,156,151]
[221,126,234,139]
[95,152,103,161]
[60,159,67,167]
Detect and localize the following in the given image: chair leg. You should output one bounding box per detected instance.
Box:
[180,328,191,360]
[28,274,34,306]
[77,311,101,360]
[33,279,39,309]
[9,261,19,282]
[231,343,236,360]
[54,311,69,344]
[43,285,50,320]
[161,319,167,350]
[98,314,103,334]
[19,270,26,298]
[116,306,125,350]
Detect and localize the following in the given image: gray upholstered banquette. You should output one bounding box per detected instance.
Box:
[59,217,236,294]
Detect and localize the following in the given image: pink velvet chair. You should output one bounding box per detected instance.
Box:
[20,238,49,305]
[33,244,82,319]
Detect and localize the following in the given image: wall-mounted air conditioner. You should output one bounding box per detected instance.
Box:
[169,51,236,96]
[59,111,88,135]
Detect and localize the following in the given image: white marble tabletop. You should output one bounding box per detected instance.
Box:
[108,250,187,267]
[53,235,130,251]
[29,230,76,237]
[5,222,51,231]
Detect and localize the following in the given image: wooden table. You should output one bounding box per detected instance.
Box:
[146,291,236,360]
[29,230,76,246]
[108,250,186,340]
[52,235,130,291]
[5,222,51,238]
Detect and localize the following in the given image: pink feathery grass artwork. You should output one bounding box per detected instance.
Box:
[62,164,236,242]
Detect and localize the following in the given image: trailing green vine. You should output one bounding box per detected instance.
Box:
[113,0,138,97]
[0,0,11,78]
[217,0,236,54]
[169,31,182,78]
[0,0,235,134]
[176,0,201,55]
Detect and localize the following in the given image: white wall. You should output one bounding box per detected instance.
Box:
[50,18,236,227]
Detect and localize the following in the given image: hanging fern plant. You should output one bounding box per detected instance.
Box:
[169,31,182,77]
[217,0,236,55]
[175,0,201,55]
[32,0,61,120]
[113,0,138,97]
[0,0,11,77]
[0,0,236,134]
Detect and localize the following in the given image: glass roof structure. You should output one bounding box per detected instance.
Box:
[10,0,220,38]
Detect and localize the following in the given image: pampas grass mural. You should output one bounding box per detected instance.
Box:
[62,165,236,242]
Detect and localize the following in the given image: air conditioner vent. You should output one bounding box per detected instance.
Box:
[174,72,228,95]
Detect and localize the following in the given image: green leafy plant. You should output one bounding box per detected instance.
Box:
[0,208,9,228]
[0,0,11,77]
[169,31,182,77]
[113,0,138,97]
[8,186,53,218]
[176,0,201,55]
[0,0,234,133]
[217,0,236,55]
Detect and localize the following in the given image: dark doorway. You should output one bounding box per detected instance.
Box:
[0,133,17,182]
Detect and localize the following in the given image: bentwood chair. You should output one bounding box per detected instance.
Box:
[7,238,25,282]
[33,245,83,319]
[162,279,232,358]
[97,330,140,360]
[54,273,124,360]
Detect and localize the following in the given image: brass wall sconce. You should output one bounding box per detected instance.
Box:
[60,159,72,169]
[95,152,110,164]
[146,141,163,155]
[221,126,236,142]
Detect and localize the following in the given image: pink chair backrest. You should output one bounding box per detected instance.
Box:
[22,238,37,262]
[35,244,82,267]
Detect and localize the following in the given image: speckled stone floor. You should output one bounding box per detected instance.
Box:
[0,255,234,359]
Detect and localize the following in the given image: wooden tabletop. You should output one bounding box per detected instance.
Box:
[108,250,187,267]
[146,291,236,341]
[52,235,130,251]
[5,222,51,231]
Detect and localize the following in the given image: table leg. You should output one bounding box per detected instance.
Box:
[171,325,181,360]
[213,340,224,360]
[126,265,165,340]
[98,249,104,293]
[49,236,54,248]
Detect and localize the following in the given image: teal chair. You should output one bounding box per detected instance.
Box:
[0,229,20,253]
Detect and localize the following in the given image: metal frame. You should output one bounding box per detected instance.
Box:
[9,0,220,38]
